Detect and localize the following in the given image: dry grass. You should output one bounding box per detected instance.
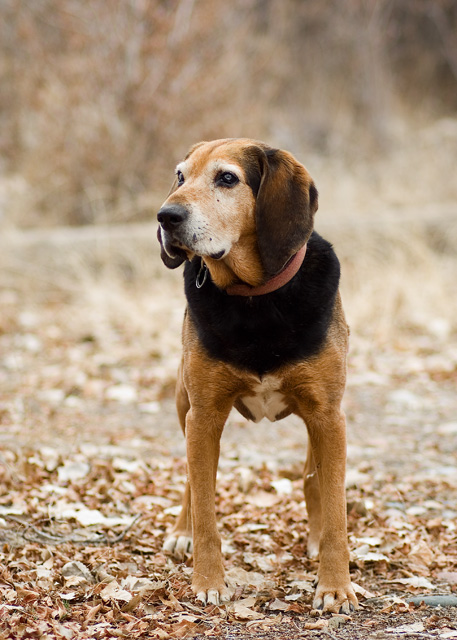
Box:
[324,213,457,342]
[1,213,456,352]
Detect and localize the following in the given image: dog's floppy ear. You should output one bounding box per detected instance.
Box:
[254,148,318,276]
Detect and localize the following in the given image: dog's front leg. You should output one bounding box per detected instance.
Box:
[186,405,231,605]
[303,408,358,613]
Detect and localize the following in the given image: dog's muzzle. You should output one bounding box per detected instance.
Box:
[157,203,190,259]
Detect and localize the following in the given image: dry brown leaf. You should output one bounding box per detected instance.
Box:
[122,593,143,612]
[408,540,434,569]
[386,621,425,634]
[392,576,435,590]
[245,491,281,507]
[267,598,289,611]
[16,587,41,603]
[100,580,132,603]
[246,617,280,630]
[159,593,184,611]
[170,620,200,638]
[85,604,102,621]
[304,619,329,630]
[229,597,264,621]
[352,582,377,599]
[61,560,94,584]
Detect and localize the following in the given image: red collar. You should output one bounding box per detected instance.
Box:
[225,243,307,297]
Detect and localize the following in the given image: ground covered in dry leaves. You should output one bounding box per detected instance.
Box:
[0,262,457,639]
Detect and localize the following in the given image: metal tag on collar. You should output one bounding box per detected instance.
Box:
[195,259,208,289]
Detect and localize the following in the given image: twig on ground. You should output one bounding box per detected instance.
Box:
[4,514,142,545]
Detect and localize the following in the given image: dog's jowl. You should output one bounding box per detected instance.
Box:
[157,138,358,613]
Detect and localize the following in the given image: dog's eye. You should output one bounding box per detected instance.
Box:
[177,170,185,186]
[217,172,239,187]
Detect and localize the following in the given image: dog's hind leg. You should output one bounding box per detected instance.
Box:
[163,360,194,560]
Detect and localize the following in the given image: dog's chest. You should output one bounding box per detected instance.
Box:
[236,375,290,423]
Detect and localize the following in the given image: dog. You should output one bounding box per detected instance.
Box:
[156,138,358,614]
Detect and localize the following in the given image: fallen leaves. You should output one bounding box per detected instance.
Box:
[1,435,457,639]
[1,274,457,637]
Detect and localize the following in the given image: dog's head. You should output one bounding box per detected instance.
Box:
[157,139,318,284]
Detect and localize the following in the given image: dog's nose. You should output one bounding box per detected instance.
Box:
[157,204,188,231]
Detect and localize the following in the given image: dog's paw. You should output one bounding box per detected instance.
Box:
[192,562,230,606]
[163,533,193,560]
[313,581,359,614]
[194,584,231,606]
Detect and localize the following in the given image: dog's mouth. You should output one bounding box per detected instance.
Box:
[166,245,225,262]
[163,234,227,262]
[208,249,226,260]
[164,241,188,261]
[158,227,188,260]
[160,224,228,263]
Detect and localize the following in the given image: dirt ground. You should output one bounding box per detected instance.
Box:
[0,223,456,639]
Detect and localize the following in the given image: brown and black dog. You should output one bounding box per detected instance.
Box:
[156,138,358,613]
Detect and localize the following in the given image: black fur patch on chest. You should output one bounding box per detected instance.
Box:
[183,231,340,376]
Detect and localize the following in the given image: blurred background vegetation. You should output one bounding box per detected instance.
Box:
[0,0,456,342]
[1,0,457,227]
